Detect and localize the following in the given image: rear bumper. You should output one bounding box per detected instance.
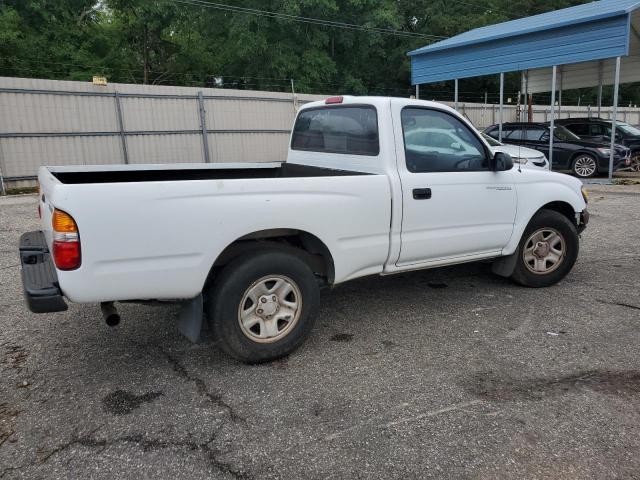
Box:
[19,231,68,313]
[597,154,629,172]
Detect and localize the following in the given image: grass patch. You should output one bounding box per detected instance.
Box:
[613,178,640,185]
[3,187,38,195]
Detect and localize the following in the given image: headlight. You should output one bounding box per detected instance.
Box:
[596,148,611,156]
[512,157,528,165]
[581,186,589,204]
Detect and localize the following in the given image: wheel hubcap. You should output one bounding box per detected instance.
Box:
[523,228,566,274]
[238,275,302,343]
[574,156,596,177]
[631,154,640,172]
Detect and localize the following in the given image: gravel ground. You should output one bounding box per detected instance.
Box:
[1,188,639,480]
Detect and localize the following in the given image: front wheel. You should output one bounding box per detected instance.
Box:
[511,209,579,288]
[572,154,598,178]
[207,249,320,363]
[630,153,640,172]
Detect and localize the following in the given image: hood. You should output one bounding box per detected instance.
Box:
[517,165,584,191]
[491,144,544,159]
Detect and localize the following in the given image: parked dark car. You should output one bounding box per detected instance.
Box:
[555,117,640,172]
[484,122,631,178]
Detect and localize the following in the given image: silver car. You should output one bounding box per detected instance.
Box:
[482,133,548,170]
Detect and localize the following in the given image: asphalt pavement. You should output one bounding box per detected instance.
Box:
[1,187,639,479]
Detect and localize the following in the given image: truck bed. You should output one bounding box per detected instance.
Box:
[38,162,392,303]
[50,163,371,184]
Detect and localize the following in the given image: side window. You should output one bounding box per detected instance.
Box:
[567,123,589,136]
[590,124,604,136]
[523,127,546,141]
[291,106,379,156]
[540,128,551,141]
[485,126,500,139]
[504,128,523,140]
[401,108,487,173]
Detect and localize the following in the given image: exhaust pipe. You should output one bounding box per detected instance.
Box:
[100,302,120,327]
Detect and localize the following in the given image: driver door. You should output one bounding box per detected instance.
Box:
[393,104,517,266]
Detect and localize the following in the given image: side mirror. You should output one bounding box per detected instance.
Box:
[492,151,514,171]
[451,142,463,151]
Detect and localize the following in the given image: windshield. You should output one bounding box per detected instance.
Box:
[482,132,501,146]
[554,125,580,141]
[617,123,640,136]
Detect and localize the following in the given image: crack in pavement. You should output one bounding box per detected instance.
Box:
[157,347,246,424]
[596,299,640,311]
[2,426,253,480]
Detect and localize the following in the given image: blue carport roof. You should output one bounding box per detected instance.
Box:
[409,0,640,85]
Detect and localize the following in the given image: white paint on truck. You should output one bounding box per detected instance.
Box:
[25,96,589,362]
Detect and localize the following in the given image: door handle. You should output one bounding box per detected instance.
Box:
[413,188,432,200]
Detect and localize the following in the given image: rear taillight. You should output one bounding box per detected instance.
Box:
[52,209,81,270]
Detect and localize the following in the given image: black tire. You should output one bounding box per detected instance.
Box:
[571,153,598,178]
[511,209,579,288]
[207,249,320,363]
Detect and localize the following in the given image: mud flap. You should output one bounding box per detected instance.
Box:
[176,294,203,343]
[492,252,518,278]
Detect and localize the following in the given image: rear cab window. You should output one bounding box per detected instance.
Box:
[291,106,379,156]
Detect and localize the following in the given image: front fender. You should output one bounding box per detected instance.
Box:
[503,177,586,256]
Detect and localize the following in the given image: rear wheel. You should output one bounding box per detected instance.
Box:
[511,209,579,288]
[572,154,598,178]
[207,249,320,363]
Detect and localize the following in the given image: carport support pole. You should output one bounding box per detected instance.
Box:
[549,65,557,171]
[498,73,504,142]
[609,56,621,181]
[454,79,458,110]
[558,67,563,117]
[597,60,603,117]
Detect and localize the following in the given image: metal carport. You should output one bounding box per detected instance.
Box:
[408,0,640,180]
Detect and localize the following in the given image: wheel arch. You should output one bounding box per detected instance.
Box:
[570,150,597,162]
[204,228,336,290]
[535,201,577,227]
[495,200,580,279]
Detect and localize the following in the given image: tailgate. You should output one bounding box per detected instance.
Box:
[37,167,61,249]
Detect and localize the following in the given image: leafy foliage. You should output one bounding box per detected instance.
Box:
[0,0,636,105]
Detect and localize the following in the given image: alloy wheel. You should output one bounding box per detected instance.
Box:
[573,155,597,177]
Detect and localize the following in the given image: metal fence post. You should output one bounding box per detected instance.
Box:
[197,91,211,163]
[0,139,6,194]
[114,91,129,164]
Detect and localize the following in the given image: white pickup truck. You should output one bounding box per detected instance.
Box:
[20,96,589,363]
